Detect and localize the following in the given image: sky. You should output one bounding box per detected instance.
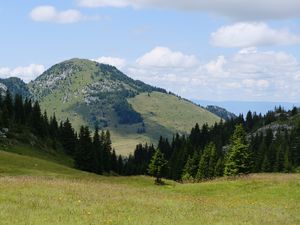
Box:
[1,0,300,102]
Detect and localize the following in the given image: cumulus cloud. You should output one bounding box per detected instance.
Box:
[125,47,300,102]
[77,0,300,20]
[30,5,84,24]
[136,47,199,68]
[92,56,126,69]
[211,22,300,48]
[0,64,45,83]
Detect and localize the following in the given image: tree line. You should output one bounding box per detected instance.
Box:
[0,91,123,174]
[1,90,299,181]
[124,107,300,181]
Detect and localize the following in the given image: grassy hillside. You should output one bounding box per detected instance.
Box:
[0,147,299,225]
[111,92,220,154]
[28,59,220,155]
[129,92,220,134]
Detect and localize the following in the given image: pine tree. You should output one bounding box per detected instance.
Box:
[208,144,218,178]
[196,143,217,180]
[31,101,46,137]
[214,158,224,177]
[13,94,25,124]
[148,148,167,184]
[93,126,103,174]
[49,113,59,138]
[75,126,94,172]
[181,156,194,181]
[261,154,271,172]
[283,148,292,172]
[60,119,76,155]
[224,124,251,176]
[102,130,112,172]
[111,149,118,173]
[117,155,124,174]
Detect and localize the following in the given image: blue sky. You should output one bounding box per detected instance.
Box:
[1,0,300,102]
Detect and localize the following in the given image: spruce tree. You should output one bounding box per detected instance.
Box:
[181,156,194,181]
[93,126,103,174]
[60,119,76,155]
[224,124,251,176]
[196,143,217,180]
[148,148,167,184]
[214,158,224,177]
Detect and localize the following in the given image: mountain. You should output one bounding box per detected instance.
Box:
[193,100,300,116]
[28,58,220,154]
[0,77,31,98]
[205,105,237,121]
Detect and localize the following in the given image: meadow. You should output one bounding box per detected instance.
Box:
[0,149,299,225]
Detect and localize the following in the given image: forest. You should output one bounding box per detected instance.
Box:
[0,90,299,182]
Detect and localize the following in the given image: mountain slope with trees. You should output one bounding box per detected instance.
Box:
[124,107,300,181]
[0,77,31,98]
[27,58,220,154]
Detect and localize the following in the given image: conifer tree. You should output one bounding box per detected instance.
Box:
[214,158,224,177]
[261,154,271,172]
[75,126,94,172]
[102,130,112,172]
[196,143,217,180]
[224,124,251,176]
[148,148,167,184]
[60,119,76,155]
[14,94,25,124]
[117,155,124,174]
[93,126,103,174]
[182,156,194,181]
[111,149,118,173]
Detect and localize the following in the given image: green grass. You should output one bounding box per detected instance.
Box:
[129,92,220,134]
[0,148,299,225]
[0,141,74,167]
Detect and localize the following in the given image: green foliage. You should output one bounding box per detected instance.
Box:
[113,99,143,124]
[224,125,251,176]
[148,148,167,183]
[196,143,217,180]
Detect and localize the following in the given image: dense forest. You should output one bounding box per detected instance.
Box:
[0,91,123,175]
[124,107,300,181]
[0,90,299,182]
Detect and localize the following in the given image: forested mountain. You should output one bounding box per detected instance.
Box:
[27,58,220,154]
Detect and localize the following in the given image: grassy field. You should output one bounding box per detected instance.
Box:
[0,148,299,225]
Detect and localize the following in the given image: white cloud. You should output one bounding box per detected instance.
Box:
[125,47,300,102]
[30,5,83,24]
[77,0,300,20]
[92,56,126,69]
[205,56,227,77]
[136,47,199,68]
[211,23,300,48]
[0,64,45,82]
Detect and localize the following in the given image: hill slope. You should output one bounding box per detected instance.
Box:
[28,58,220,154]
[205,105,237,121]
[0,77,31,98]
[0,147,299,225]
